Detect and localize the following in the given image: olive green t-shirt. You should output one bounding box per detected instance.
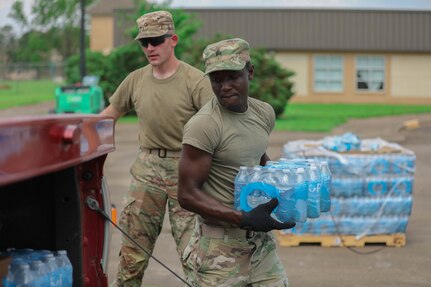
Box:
[109,61,214,150]
[183,97,275,213]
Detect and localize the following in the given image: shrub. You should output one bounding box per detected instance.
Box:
[64,50,109,86]
[104,43,145,97]
[249,49,295,117]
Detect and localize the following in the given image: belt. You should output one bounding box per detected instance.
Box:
[201,223,256,240]
[140,147,181,158]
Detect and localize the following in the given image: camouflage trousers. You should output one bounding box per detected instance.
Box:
[182,221,289,287]
[116,151,196,287]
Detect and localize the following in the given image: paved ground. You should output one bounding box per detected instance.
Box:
[103,113,431,287]
[2,101,430,286]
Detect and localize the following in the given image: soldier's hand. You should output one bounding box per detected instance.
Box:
[240,198,296,232]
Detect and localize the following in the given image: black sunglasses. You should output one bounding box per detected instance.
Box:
[138,34,172,48]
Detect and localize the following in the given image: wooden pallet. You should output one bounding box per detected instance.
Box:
[275,232,406,247]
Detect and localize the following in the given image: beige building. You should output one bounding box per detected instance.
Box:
[88,1,431,104]
[88,0,134,55]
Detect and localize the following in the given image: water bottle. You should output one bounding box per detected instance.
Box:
[294,167,308,222]
[3,264,14,287]
[391,176,413,196]
[3,257,24,287]
[43,254,60,287]
[56,250,73,287]
[263,167,285,221]
[274,168,296,222]
[261,167,279,186]
[13,263,34,287]
[366,176,388,196]
[234,166,250,210]
[370,156,389,175]
[30,260,50,287]
[320,161,332,212]
[247,166,270,208]
[264,161,278,168]
[391,154,415,175]
[239,166,281,214]
[322,135,340,151]
[307,164,321,218]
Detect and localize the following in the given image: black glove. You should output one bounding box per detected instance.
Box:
[240,198,296,232]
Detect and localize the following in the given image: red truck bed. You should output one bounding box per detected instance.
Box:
[0,114,115,287]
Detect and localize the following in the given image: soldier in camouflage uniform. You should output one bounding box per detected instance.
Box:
[101,10,214,287]
[178,38,296,286]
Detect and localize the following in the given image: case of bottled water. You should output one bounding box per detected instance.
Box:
[234,158,332,223]
[281,134,416,237]
[1,248,73,287]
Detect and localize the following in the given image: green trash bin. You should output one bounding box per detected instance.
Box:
[55,76,105,114]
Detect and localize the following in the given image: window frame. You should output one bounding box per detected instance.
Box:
[355,55,386,93]
[313,54,344,93]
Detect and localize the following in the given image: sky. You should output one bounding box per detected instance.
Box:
[167,0,431,9]
[1,0,431,32]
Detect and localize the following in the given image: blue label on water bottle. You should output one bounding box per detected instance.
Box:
[239,182,280,212]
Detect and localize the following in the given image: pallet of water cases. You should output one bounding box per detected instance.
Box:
[275,232,406,247]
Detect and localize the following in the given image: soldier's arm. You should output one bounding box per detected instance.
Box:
[178,144,242,226]
[100,104,126,122]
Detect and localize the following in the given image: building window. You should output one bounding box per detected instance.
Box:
[313,55,344,92]
[356,56,385,92]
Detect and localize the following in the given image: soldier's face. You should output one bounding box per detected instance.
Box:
[141,34,177,66]
[209,65,253,113]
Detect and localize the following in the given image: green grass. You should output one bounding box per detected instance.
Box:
[0,80,59,109]
[118,115,140,124]
[275,103,431,132]
[2,80,431,132]
[120,103,431,131]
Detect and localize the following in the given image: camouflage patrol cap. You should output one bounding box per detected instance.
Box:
[203,38,250,75]
[135,11,175,40]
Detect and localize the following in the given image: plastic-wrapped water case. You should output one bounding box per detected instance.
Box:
[281,135,415,237]
[322,132,361,152]
[1,248,73,287]
[330,196,413,217]
[234,158,332,223]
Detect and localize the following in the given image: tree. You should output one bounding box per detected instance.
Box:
[8,1,28,32]
[65,50,109,87]
[11,31,51,62]
[8,0,95,61]
[0,25,17,63]
[249,49,295,117]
